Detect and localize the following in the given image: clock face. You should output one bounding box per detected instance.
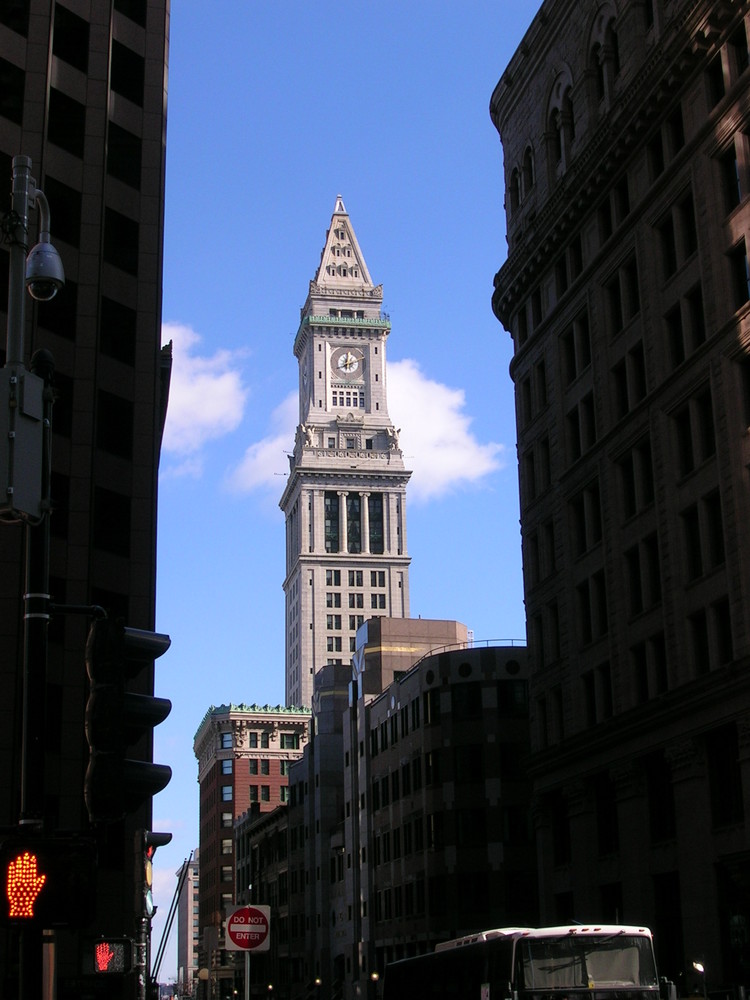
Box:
[331,347,365,381]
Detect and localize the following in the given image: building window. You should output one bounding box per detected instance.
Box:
[221,732,232,749]
[729,238,750,310]
[560,311,591,386]
[96,391,134,459]
[281,733,299,750]
[673,387,716,476]
[523,145,535,195]
[593,772,619,855]
[48,89,86,158]
[566,392,596,462]
[103,207,139,275]
[221,812,232,828]
[53,4,89,72]
[324,492,339,552]
[369,493,384,554]
[221,839,232,855]
[570,480,602,555]
[44,176,82,248]
[706,725,744,826]
[107,121,142,189]
[706,54,725,108]
[221,759,232,775]
[111,40,144,106]
[93,487,130,556]
[509,168,520,213]
[221,785,232,801]
[644,751,676,843]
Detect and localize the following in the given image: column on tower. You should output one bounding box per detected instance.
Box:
[361,492,370,554]
[301,488,310,554]
[312,489,324,553]
[397,489,407,555]
[385,492,397,555]
[338,491,348,553]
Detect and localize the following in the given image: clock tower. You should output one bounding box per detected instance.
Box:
[280,196,411,707]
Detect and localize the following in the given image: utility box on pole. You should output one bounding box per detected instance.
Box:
[0,364,45,521]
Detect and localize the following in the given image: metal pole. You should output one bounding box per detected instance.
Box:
[6,155,32,366]
[20,349,54,825]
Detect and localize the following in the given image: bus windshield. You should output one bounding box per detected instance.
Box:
[518,935,659,992]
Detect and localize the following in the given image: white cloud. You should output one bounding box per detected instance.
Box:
[161,322,248,478]
[226,393,297,493]
[226,359,505,502]
[388,359,506,502]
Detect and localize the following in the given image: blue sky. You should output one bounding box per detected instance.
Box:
[151,2,538,980]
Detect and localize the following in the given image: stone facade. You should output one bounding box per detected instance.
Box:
[280,197,411,708]
[491,0,750,987]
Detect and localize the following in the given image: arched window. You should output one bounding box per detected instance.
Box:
[589,4,619,109]
[510,167,521,213]
[592,43,606,102]
[523,147,535,195]
[546,66,575,179]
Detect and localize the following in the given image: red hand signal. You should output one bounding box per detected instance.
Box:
[95,941,115,971]
[6,851,47,918]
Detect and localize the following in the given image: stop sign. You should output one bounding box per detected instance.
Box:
[225,904,271,952]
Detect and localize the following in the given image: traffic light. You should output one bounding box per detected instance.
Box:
[142,830,172,919]
[89,937,133,974]
[85,617,172,823]
[0,834,95,926]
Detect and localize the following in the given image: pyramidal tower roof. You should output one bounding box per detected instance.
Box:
[312,195,374,289]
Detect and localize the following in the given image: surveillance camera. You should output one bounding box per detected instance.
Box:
[26,240,65,302]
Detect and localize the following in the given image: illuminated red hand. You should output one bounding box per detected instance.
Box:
[6,851,47,917]
[95,941,116,971]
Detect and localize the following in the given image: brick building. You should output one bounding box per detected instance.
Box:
[193,704,310,992]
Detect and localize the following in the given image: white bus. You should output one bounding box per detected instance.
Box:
[383,925,663,1000]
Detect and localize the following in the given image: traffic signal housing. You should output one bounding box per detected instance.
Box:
[88,937,133,974]
[142,830,172,919]
[85,617,172,824]
[0,834,95,926]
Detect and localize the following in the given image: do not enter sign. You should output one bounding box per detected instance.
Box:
[225,905,271,952]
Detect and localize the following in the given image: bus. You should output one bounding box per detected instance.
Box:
[382,924,664,1000]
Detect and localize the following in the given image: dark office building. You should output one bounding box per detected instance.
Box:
[491,0,750,988]
[0,1,170,996]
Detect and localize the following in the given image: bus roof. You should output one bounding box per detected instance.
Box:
[434,925,653,952]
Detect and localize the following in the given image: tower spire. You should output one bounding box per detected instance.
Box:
[311,194,374,290]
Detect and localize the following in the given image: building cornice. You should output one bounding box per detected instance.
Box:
[491,0,736,329]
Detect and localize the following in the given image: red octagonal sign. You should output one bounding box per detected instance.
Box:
[226,905,271,952]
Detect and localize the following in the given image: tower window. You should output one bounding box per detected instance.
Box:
[324,492,340,553]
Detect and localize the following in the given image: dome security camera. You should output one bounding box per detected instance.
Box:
[26,239,65,301]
